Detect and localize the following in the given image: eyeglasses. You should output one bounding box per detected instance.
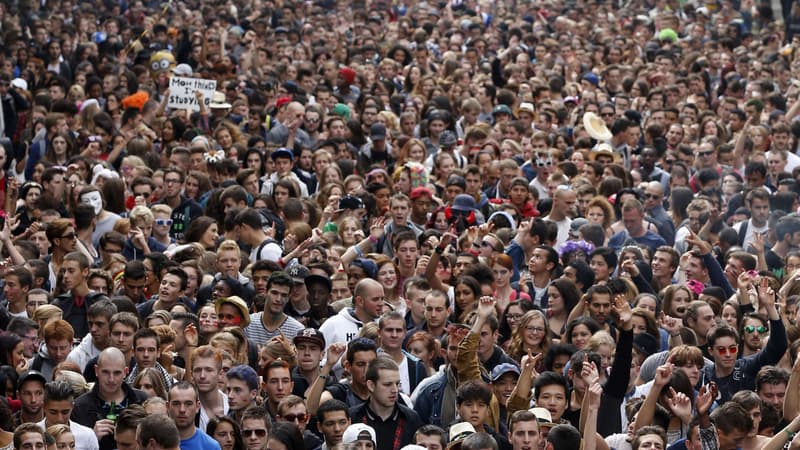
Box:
[600,112,615,117]
[305,117,320,123]
[281,413,308,423]
[714,345,738,356]
[506,314,523,321]
[155,219,173,226]
[536,159,553,167]
[697,151,714,157]
[242,429,267,438]
[134,191,151,198]
[60,232,76,239]
[645,193,661,200]
[525,326,546,334]
[744,325,768,334]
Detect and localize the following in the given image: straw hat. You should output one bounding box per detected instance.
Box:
[590,143,622,163]
[583,111,612,141]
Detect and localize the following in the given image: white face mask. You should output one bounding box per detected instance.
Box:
[81,191,103,215]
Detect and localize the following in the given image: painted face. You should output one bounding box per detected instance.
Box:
[80,191,103,215]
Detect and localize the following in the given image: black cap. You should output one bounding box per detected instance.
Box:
[632,333,659,358]
[17,370,46,391]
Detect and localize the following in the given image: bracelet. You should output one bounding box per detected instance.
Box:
[435,246,445,254]
[319,374,329,380]
[786,429,796,440]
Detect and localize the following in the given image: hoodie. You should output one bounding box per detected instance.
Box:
[318,308,364,347]
[67,334,101,372]
[29,345,57,381]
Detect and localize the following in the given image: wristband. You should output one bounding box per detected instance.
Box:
[435,246,445,254]
[319,374,329,380]
[786,429,795,440]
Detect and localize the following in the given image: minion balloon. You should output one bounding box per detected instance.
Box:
[149,50,175,89]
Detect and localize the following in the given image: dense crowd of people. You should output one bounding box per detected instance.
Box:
[3,0,800,450]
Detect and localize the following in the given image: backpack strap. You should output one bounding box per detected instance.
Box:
[738,220,749,247]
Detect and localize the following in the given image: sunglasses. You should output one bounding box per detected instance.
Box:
[697,151,714,157]
[281,413,308,422]
[155,219,173,226]
[714,345,738,356]
[744,325,768,334]
[134,191,151,198]
[60,232,76,239]
[645,193,661,200]
[536,159,553,167]
[242,429,267,438]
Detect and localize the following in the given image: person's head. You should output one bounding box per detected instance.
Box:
[507,410,540,450]
[113,405,148,450]
[710,402,752,450]
[189,345,222,394]
[133,367,168,400]
[14,423,46,450]
[456,380,492,429]
[365,356,401,409]
[167,381,199,432]
[240,406,271,450]
[414,425,446,450]
[533,372,569,422]
[225,365,259,412]
[631,426,666,450]
[262,360,293,406]
[316,400,351,447]
[584,285,613,324]
[755,366,789,414]
[43,381,74,426]
[684,300,716,342]
[544,424,580,450]
[43,320,74,364]
[354,279,385,320]
[95,347,129,398]
[4,266,32,305]
[461,432,498,450]
[61,252,90,291]
[137,414,180,450]
[268,422,304,450]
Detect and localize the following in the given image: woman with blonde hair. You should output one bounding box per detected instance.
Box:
[507,310,551,364]
[213,121,246,155]
[211,330,248,366]
[46,424,75,450]
[32,305,62,339]
[587,331,616,382]
[395,138,427,167]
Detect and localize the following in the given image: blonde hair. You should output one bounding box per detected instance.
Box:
[32,305,63,333]
[151,204,172,216]
[587,330,615,351]
[507,310,550,361]
[46,424,73,440]
[54,370,90,397]
[210,331,247,365]
[130,205,154,226]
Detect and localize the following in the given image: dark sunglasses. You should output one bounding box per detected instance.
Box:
[242,429,267,438]
[281,413,308,422]
[134,191,151,198]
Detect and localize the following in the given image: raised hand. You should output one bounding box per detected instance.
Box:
[653,363,673,388]
[580,353,599,384]
[667,387,693,424]
[751,231,765,255]
[612,294,632,329]
[696,382,717,416]
[621,259,640,277]
[477,296,496,320]
[587,378,602,409]
[369,216,386,241]
[758,276,776,310]
[659,313,681,336]
[325,343,347,367]
[685,230,712,256]
[521,350,542,379]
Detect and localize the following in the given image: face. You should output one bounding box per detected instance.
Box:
[18,433,45,450]
[588,294,612,324]
[167,387,200,431]
[742,317,766,351]
[226,378,256,412]
[570,324,592,349]
[510,420,540,450]
[159,274,183,303]
[134,337,159,369]
[493,372,519,406]
[415,434,443,450]
[212,421,236,450]
[45,398,73,426]
[522,316,546,348]
[265,367,293,403]
[201,222,219,248]
[80,191,103,215]
[346,351,376,388]
[47,339,71,364]
[88,314,110,347]
[368,369,400,409]
[759,382,786,413]
[537,384,567,422]
[3,274,28,304]
[692,305,716,340]
[217,250,240,278]
[318,410,350,446]
[424,295,448,328]
[636,434,664,450]
[95,355,127,397]
[267,284,291,315]
[18,380,45,416]
[192,356,221,394]
[457,397,489,428]
[111,323,135,353]
[590,255,611,281]
[710,336,738,371]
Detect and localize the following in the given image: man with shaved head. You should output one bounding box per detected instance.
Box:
[643,181,675,246]
[266,101,313,149]
[72,347,149,450]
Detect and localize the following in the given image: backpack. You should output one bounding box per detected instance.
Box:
[737,220,749,247]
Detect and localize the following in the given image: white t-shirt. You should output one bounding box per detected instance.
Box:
[398,356,411,396]
[733,219,769,252]
[544,215,571,249]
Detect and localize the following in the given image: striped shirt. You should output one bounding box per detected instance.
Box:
[243,312,305,345]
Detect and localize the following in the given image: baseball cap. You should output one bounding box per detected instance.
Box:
[569,218,588,238]
[409,187,433,200]
[287,264,310,284]
[370,123,387,140]
[490,363,520,382]
[350,258,378,279]
[529,407,555,428]
[338,195,365,210]
[632,333,659,358]
[294,328,325,348]
[492,104,513,117]
[17,371,46,391]
[305,274,332,291]
[271,148,294,161]
[342,424,376,445]
[172,63,193,76]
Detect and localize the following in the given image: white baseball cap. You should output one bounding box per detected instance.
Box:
[342,424,376,445]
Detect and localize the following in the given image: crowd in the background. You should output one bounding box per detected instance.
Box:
[3,0,800,450]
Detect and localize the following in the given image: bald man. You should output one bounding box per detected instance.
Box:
[266,101,313,149]
[320,279,385,346]
[72,347,149,450]
[643,181,675,246]
[543,186,576,248]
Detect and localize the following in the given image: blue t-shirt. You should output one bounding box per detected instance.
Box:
[180,428,221,450]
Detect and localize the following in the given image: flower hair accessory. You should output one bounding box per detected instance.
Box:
[558,240,595,258]
[204,149,225,164]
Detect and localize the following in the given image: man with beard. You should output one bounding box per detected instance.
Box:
[14,371,46,426]
[740,314,769,357]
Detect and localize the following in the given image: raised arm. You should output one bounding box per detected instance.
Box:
[306,342,346,415]
[633,363,672,432]
[456,296,495,383]
[784,354,800,421]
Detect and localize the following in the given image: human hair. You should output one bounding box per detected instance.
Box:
[267,271,293,291]
[207,416,244,450]
[661,285,694,317]
[710,402,753,434]
[533,371,569,401]
[316,399,350,424]
[507,310,550,361]
[44,380,74,404]
[133,367,168,399]
[63,251,91,270]
[240,405,270,430]
[549,278,581,314]
[508,410,540,433]
[13,423,45,450]
[564,317,601,345]
[755,366,790,392]
[114,404,147,434]
[346,338,378,364]
[586,196,615,229]
[365,355,399,383]
[88,299,117,321]
[414,424,446,447]
[456,379,492,405]
[44,320,74,343]
[262,359,291,381]
[183,216,217,246]
[6,266,33,289]
[462,433,498,450]
[226,365,259,391]
[631,426,667,450]
[706,324,738,348]
[270,422,304,450]
[546,424,580,450]
[589,247,617,269]
[138,414,180,450]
